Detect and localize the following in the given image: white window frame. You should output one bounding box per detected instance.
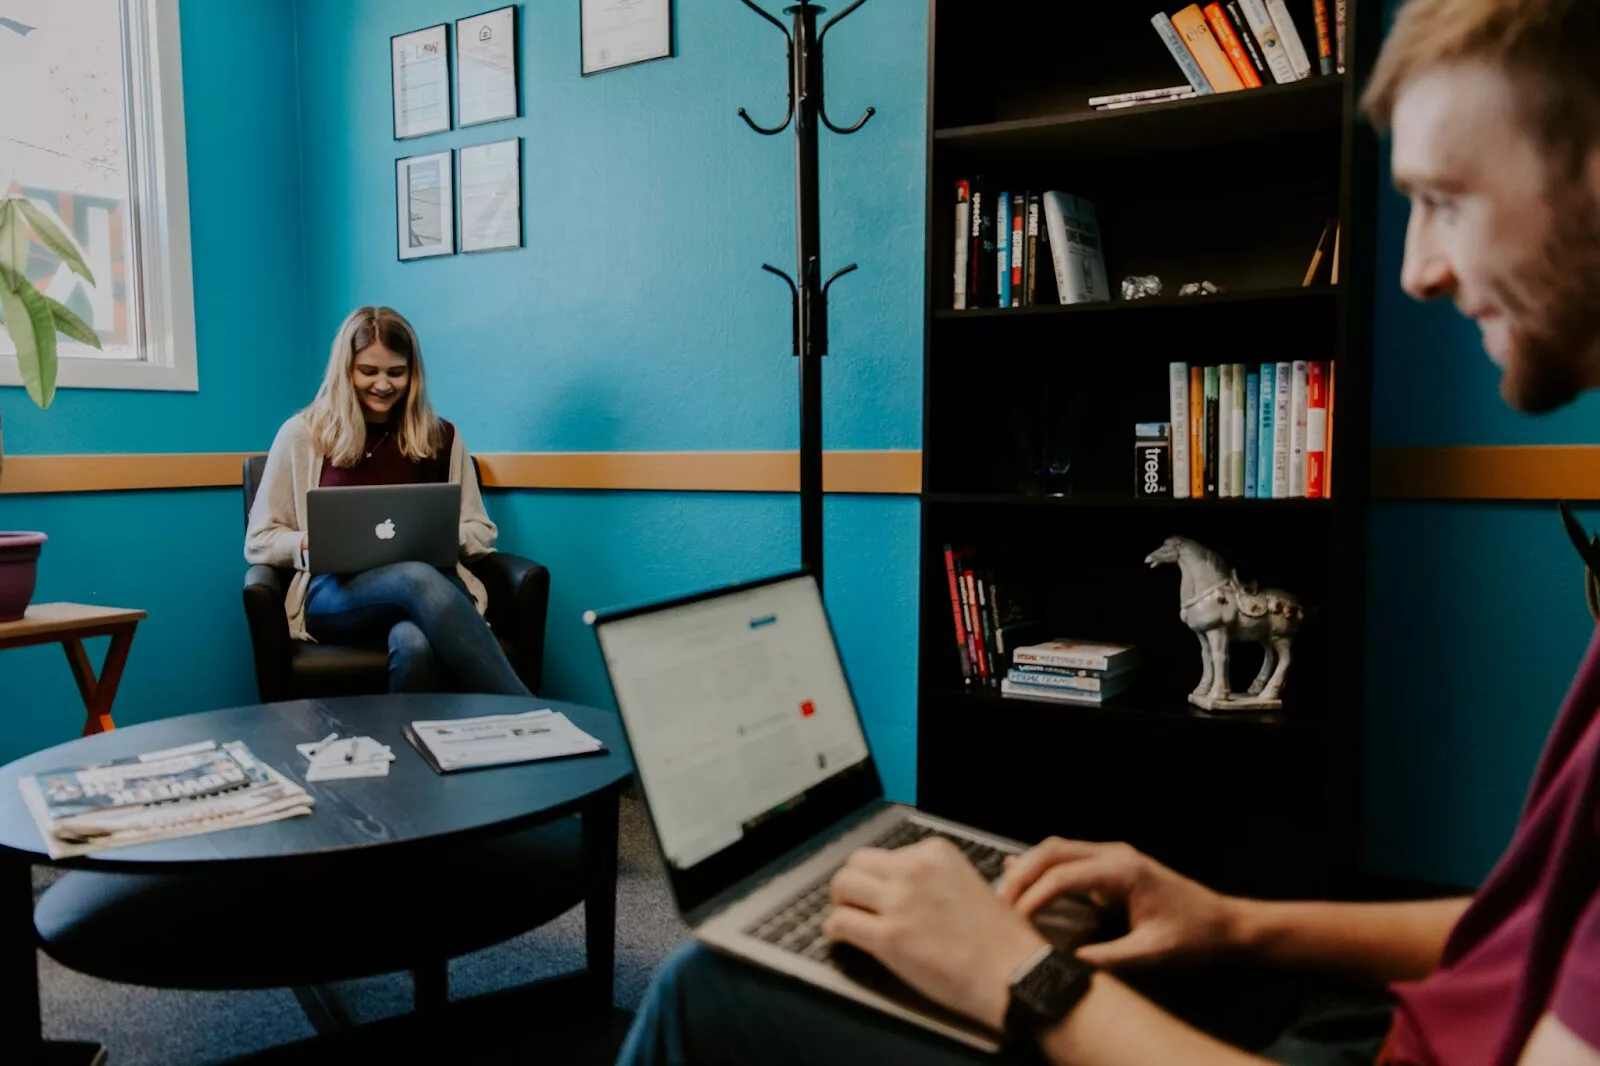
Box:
[0,0,197,393]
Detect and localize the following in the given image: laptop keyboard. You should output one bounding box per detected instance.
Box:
[743,820,1012,961]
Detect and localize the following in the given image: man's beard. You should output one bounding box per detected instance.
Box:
[1491,177,1600,413]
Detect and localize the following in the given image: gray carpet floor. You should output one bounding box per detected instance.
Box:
[32,796,689,1065]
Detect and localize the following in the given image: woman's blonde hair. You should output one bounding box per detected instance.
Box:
[304,306,444,468]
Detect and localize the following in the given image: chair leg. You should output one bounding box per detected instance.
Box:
[292,984,352,1036]
[412,957,448,1015]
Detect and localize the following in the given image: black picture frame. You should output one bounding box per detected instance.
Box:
[395,150,457,262]
[454,5,521,129]
[456,138,524,255]
[391,22,453,140]
[579,0,676,77]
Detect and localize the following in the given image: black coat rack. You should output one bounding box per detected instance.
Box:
[737,0,876,588]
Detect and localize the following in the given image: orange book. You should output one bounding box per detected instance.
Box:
[1189,366,1205,498]
[1171,5,1245,92]
[1305,362,1328,498]
[1204,4,1263,88]
[1325,361,1336,498]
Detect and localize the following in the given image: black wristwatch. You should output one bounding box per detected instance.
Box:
[1003,946,1096,1046]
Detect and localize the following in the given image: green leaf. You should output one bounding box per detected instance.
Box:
[14,199,94,287]
[0,201,28,282]
[0,276,58,408]
[41,293,100,349]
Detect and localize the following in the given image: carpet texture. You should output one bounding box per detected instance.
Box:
[31,796,689,1064]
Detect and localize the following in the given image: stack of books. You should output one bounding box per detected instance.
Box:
[1141,0,1340,110]
[952,185,1108,311]
[1139,360,1335,500]
[18,740,314,859]
[1001,641,1141,705]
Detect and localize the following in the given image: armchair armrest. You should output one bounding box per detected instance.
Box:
[467,552,549,694]
[243,564,293,704]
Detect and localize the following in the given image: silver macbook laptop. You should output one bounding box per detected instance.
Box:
[588,570,1101,1051]
[305,483,460,575]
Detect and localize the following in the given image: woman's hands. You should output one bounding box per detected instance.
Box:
[997,839,1244,968]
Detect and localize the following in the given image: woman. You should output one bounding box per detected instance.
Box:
[245,306,529,695]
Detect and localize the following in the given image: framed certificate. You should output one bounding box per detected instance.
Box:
[457,139,523,254]
[455,6,519,128]
[396,151,456,261]
[392,23,452,139]
[581,0,674,76]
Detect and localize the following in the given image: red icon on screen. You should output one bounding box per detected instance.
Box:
[800,700,816,718]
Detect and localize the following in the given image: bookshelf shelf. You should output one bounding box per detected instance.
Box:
[934,77,1346,161]
[932,286,1339,321]
[924,493,1339,511]
[927,685,1327,740]
[918,0,1379,899]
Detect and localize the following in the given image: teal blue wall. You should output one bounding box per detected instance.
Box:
[0,0,308,761]
[290,0,926,798]
[1363,145,1600,887]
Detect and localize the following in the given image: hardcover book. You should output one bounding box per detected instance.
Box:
[1171,4,1246,93]
[1204,2,1263,88]
[1236,0,1299,84]
[1150,12,1215,95]
[953,180,970,310]
[1170,363,1191,499]
[1042,191,1109,304]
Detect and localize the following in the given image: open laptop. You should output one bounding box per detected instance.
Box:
[588,570,1102,1051]
[305,483,460,575]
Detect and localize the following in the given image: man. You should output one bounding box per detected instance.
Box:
[618,1,1600,1062]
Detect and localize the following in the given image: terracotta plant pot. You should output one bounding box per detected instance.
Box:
[0,532,46,623]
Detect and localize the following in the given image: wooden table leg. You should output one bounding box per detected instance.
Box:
[581,787,620,1011]
[61,624,136,736]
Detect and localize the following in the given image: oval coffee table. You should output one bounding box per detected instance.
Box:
[0,693,634,1063]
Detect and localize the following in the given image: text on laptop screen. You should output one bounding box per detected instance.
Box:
[596,575,871,870]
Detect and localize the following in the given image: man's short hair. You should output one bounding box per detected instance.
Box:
[1362,0,1600,169]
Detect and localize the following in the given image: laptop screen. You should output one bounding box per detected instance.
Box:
[593,572,883,913]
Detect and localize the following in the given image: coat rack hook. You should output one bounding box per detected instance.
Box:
[822,263,858,295]
[738,104,794,136]
[818,0,869,44]
[761,263,797,293]
[820,105,875,135]
[735,0,796,135]
[737,0,792,39]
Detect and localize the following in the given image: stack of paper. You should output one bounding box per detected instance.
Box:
[17,740,314,859]
[405,709,605,773]
[297,734,395,782]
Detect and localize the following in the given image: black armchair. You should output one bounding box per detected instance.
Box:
[241,456,549,702]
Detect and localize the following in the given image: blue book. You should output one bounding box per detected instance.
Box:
[1258,362,1276,494]
[996,192,1012,309]
[1244,371,1260,498]
[1150,13,1215,95]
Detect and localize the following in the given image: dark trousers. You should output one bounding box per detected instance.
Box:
[617,943,1394,1066]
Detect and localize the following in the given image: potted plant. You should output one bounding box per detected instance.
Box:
[0,193,102,621]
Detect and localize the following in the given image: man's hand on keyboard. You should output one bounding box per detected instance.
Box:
[824,838,1049,1031]
[996,838,1241,969]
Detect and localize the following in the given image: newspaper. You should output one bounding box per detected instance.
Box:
[17,740,314,859]
[407,709,604,772]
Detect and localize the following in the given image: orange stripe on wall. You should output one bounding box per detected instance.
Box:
[1371,446,1600,501]
[8,446,1599,500]
[0,451,924,496]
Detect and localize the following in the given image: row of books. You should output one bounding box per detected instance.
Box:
[1135,0,1342,110]
[952,184,1110,311]
[1145,360,1336,500]
[941,544,1042,688]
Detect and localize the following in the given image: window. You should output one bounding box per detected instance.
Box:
[0,0,195,392]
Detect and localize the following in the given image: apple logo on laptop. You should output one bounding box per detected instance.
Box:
[375,519,397,540]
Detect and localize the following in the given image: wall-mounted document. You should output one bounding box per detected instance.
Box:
[396,151,456,261]
[457,139,522,254]
[455,6,519,127]
[392,24,451,139]
[581,0,673,76]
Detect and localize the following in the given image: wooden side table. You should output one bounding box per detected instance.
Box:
[0,603,145,735]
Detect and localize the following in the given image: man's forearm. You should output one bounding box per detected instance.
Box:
[1040,972,1268,1066]
[1229,896,1471,984]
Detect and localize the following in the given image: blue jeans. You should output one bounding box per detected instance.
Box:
[617,944,1393,1066]
[305,561,530,696]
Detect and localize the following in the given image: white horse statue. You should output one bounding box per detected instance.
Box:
[1143,536,1305,711]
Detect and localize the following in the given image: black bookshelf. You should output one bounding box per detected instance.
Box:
[916,0,1381,900]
